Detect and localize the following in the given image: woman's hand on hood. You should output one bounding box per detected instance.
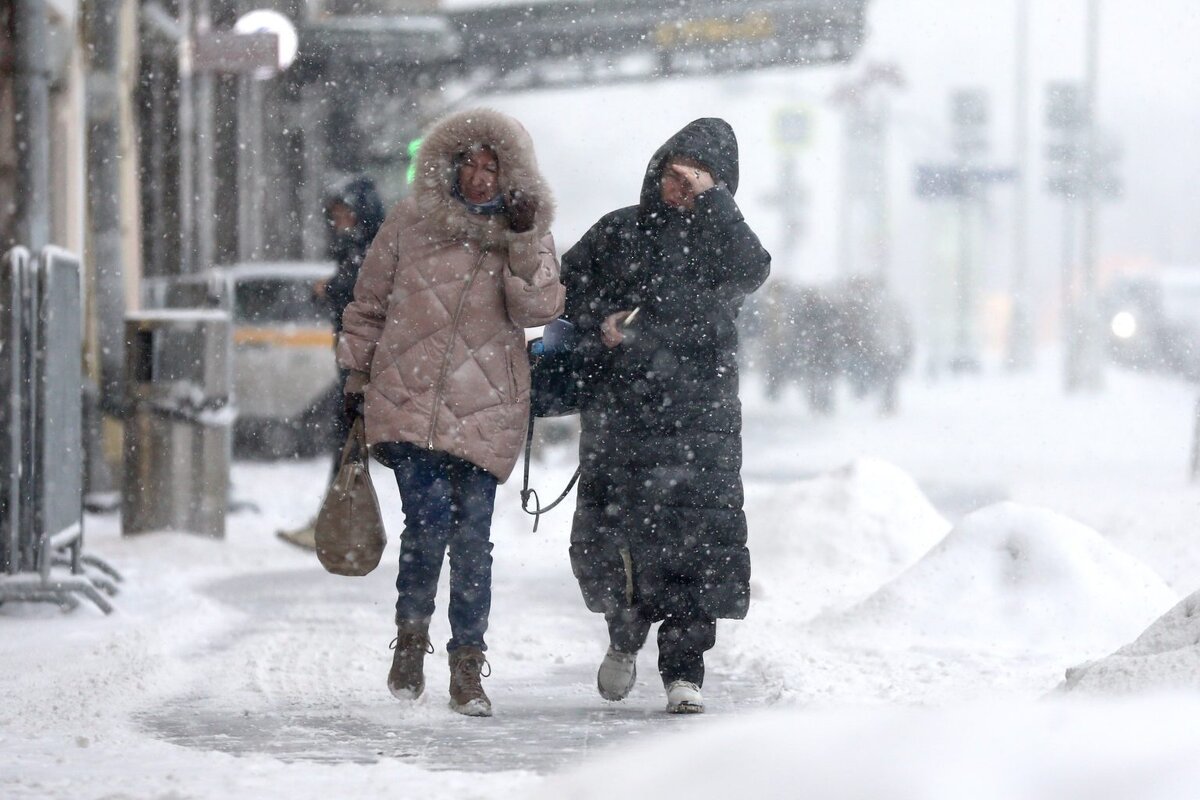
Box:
[668,163,715,195]
[506,190,538,233]
[663,162,716,211]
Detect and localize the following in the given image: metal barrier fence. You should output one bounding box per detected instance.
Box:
[0,246,120,613]
[1,247,30,576]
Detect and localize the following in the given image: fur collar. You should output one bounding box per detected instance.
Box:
[413,108,556,250]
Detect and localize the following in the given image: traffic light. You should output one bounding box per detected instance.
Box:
[406,138,422,185]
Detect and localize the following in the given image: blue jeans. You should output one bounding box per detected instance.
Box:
[376,442,498,652]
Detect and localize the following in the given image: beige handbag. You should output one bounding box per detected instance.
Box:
[314,417,387,576]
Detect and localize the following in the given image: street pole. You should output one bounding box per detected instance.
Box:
[834,69,900,281]
[1076,0,1105,390]
[778,154,801,273]
[83,0,127,411]
[12,0,51,250]
[195,0,215,272]
[1007,0,1035,370]
[299,84,327,261]
[1062,200,1079,388]
[953,191,975,372]
[873,94,891,280]
[146,61,168,277]
[949,88,987,373]
[237,77,265,261]
[837,111,853,277]
[177,0,196,274]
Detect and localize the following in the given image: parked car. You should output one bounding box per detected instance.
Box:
[143,261,339,458]
[1103,266,1200,381]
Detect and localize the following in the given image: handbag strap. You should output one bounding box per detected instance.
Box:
[338,416,369,470]
[520,404,580,533]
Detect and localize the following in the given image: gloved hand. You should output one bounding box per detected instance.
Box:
[343,392,364,425]
[506,190,538,233]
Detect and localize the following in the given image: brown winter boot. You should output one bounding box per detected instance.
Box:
[387,619,433,700]
[447,646,492,717]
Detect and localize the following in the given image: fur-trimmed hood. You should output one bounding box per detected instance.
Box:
[412,108,556,250]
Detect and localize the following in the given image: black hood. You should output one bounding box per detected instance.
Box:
[324,175,386,244]
[638,117,740,218]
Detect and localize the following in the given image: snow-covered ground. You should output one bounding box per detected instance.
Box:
[4,355,1200,799]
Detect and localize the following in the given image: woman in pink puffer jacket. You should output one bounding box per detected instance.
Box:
[337,108,564,717]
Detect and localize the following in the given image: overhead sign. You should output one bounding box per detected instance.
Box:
[431,0,873,93]
[654,12,774,49]
[915,164,1017,199]
[192,32,278,74]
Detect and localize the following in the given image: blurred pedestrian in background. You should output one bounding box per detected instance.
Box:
[278,175,385,550]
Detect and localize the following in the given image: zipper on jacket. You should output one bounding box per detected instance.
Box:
[619,546,635,606]
[505,343,517,400]
[427,249,488,449]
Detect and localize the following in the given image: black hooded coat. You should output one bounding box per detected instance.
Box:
[324,176,386,332]
[561,119,771,621]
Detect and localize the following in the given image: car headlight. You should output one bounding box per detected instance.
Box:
[1110,310,1137,339]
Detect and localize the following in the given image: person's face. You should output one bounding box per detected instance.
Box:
[457,148,500,204]
[327,202,357,234]
[660,156,706,210]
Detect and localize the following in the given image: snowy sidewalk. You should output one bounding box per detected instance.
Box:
[133,563,768,773]
[5,361,1200,799]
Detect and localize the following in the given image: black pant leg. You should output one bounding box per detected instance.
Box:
[605,606,652,654]
[657,611,717,687]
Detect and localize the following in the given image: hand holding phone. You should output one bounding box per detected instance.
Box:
[601,307,640,349]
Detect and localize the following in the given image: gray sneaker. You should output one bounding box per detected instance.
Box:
[597,647,638,701]
[665,680,704,714]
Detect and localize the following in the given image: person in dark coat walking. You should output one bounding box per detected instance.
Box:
[277,175,385,551]
[561,118,771,714]
[321,176,387,336]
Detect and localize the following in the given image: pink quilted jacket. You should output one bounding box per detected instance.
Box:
[337,109,565,480]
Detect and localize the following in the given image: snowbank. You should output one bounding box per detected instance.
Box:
[822,502,1177,655]
[1060,589,1200,694]
[719,458,950,703]
[534,694,1200,800]
[744,457,950,619]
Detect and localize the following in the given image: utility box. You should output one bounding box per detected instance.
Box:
[122,310,233,538]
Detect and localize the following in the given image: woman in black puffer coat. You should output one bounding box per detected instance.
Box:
[562,118,770,713]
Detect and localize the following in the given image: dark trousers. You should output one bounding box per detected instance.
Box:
[377,442,498,652]
[606,606,717,687]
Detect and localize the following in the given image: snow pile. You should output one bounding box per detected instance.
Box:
[744,457,950,619]
[534,694,1200,800]
[823,502,1177,655]
[718,458,949,704]
[1059,589,1200,694]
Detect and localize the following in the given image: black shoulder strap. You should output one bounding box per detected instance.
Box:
[520,404,580,532]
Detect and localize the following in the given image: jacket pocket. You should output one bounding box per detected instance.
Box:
[569,541,633,615]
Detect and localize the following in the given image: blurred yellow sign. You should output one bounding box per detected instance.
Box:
[655,12,775,49]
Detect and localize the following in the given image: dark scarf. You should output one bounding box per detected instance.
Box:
[451,180,506,216]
